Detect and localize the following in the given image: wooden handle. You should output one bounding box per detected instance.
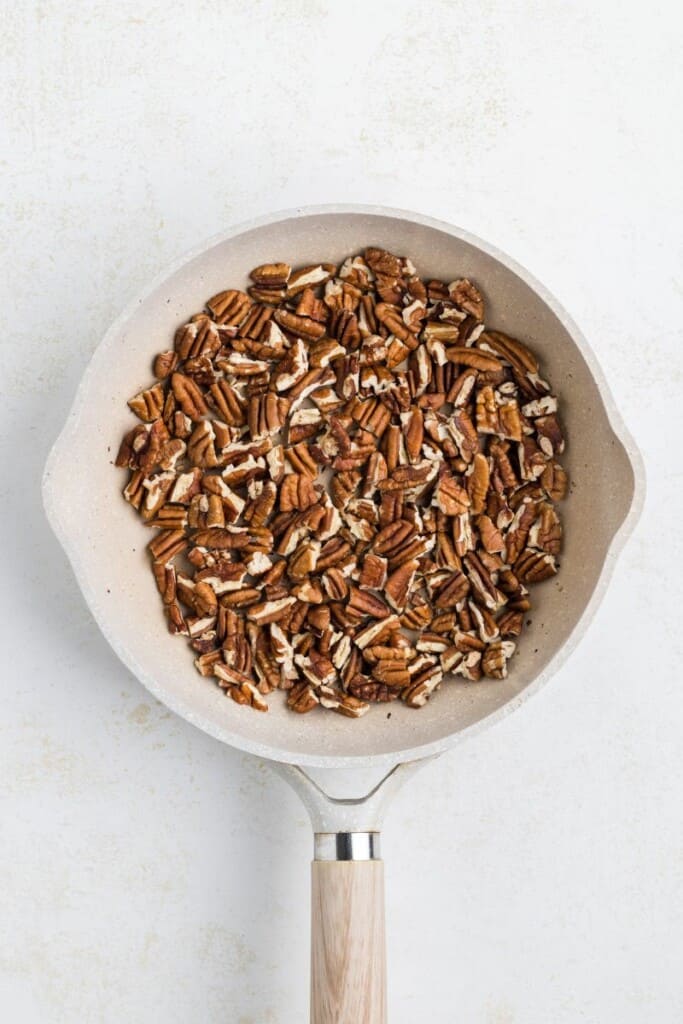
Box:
[310,860,386,1024]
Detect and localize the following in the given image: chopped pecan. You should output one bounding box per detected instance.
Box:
[449,410,479,463]
[446,347,503,373]
[171,372,207,419]
[535,414,565,457]
[175,317,221,360]
[435,475,470,515]
[287,263,336,297]
[287,682,320,713]
[206,289,251,326]
[153,350,179,380]
[482,640,516,679]
[528,503,562,555]
[348,676,398,702]
[477,514,505,554]
[448,278,484,320]
[541,460,568,502]
[318,685,369,718]
[128,382,164,422]
[514,549,558,582]
[250,262,290,289]
[467,453,490,515]
[117,245,567,715]
[402,663,443,707]
[478,330,538,374]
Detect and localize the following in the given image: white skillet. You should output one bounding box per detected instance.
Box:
[43,206,644,1023]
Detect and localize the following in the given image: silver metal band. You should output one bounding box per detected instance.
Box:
[314,832,381,861]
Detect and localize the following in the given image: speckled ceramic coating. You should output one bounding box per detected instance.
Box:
[42,205,644,768]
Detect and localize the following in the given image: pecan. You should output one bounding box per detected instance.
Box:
[122,470,144,509]
[153,350,179,379]
[475,385,499,435]
[140,471,176,520]
[435,475,470,515]
[359,552,388,590]
[286,264,336,297]
[371,661,410,688]
[541,460,568,502]
[171,372,207,419]
[498,400,522,442]
[469,601,500,643]
[191,527,251,550]
[287,538,321,580]
[218,352,269,378]
[117,246,567,716]
[453,650,483,681]
[433,570,470,609]
[482,640,516,680]
[207,380,246,426]
[364,247,401,278]
[411,626,448,654]
[497,610,523,637]
[384,560,419,612]
[422,322,460,346]
[514,549,558,583]
[309,338,345,368]
[522,395,558,418]
[373,519,415,557]
[348,676,398,702]
[248,392,290,439]
[148,529,187,561]
[316,685,369,718]
[273,338,309,391]
[273,307,326,341]
[453,511,475,557]
[401,407,424,463]
[279,473,318,511]
[447,368,477,407]
[478,330,538,374]
[207,289,251,326]
[490,439,518,491]
[449,409,479,463]
[477,514,505,554]
[187,420,219,468]
[518,437,548,481]
[246,596,296,625]
[448,279,484,320]
[128,382,164,422]
[445,347,503,373]
[250,262,290,288]
[287,681,320,713]
[329,308,361,349]
[152,561,177,605]
[375,303,417,346]
[535,414,565,457]
[402,669,443,708]
[467,453,490,515]
[175,317,221,360]
[347,587,391,620]
[528,503,562,555]
[166,600,188,636]
[464,552,505,611]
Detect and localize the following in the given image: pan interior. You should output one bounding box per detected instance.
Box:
[45,210,636,765]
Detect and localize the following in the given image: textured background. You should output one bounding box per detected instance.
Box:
[1,1,681,1021]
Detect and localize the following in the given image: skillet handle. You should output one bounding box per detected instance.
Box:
[310,833,386,1024]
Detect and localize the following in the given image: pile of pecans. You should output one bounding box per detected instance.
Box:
[116,248,567,717]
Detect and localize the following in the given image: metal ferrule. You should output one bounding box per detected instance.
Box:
[314,832,381,861]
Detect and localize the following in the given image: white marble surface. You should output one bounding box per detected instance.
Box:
[1,1,681,1021]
